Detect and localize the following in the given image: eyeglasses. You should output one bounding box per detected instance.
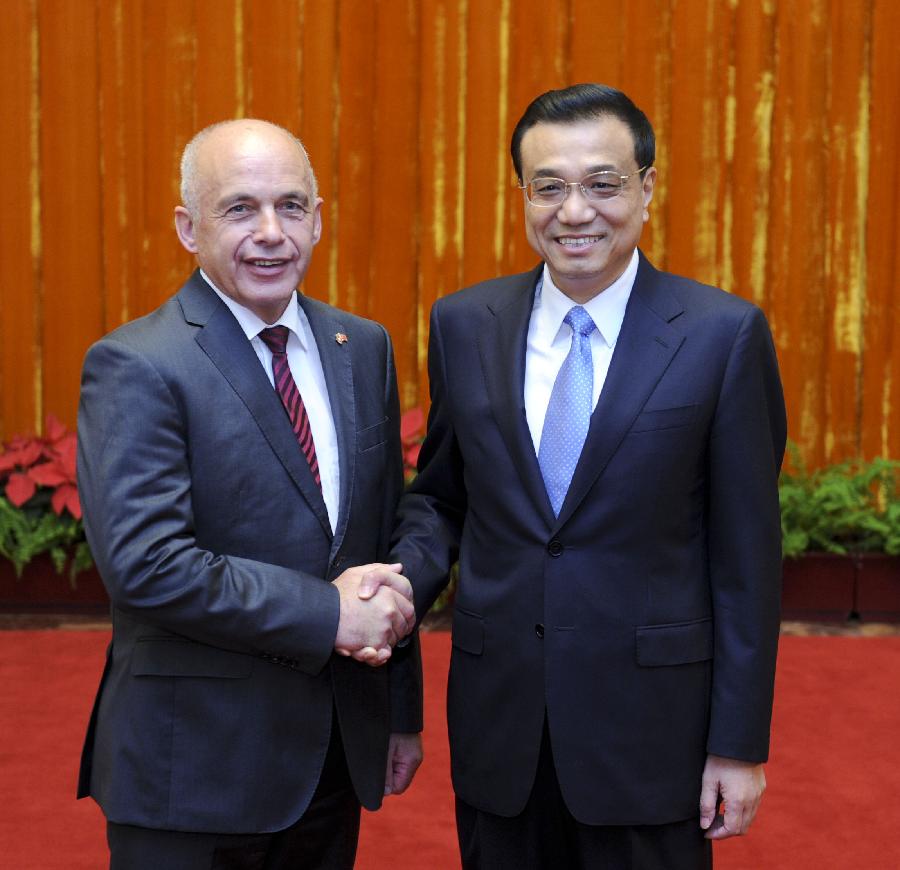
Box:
[519,167,648,207]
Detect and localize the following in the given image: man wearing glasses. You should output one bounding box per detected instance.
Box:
[392,84,786,868]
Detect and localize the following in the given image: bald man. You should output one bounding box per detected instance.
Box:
[76,120,422,869]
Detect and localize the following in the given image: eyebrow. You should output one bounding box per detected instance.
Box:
[279,190,310,205]
[529,164,623,179]
[215,190,310,209]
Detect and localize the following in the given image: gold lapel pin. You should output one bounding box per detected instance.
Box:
[335,332,348,345]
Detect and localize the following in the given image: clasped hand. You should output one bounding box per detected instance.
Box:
[333,563,415,666]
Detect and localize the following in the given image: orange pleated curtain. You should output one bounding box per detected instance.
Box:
[1,0,898,469]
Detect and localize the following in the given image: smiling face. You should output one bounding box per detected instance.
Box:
[174,121,322,324]
[519,116,655,303]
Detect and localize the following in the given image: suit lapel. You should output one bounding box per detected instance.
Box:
[298,294,355,563]
[179,274,333,540]
[555,254,685,528]
[478,266,556,527]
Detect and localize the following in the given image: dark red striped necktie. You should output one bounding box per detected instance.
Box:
[257,326,321,487]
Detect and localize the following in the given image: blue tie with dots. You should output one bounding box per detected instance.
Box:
[538,305,597,516]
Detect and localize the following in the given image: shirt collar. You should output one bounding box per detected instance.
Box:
[534,249,638,349]
[200,269,308,350]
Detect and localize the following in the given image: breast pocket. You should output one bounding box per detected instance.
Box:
[630,404,698,433]
[357,416,389,452]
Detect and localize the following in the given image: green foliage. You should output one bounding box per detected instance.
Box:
[779,443,900,558]
[0,494,90,584]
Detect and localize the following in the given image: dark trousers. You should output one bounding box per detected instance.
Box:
[107,714,360,870]
[456,723,712,870]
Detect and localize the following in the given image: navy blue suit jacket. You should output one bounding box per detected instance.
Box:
[392,252,786,826]
[77,271,421,833]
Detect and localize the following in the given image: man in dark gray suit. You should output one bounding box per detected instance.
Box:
[77,119,422,869]
[391,84,786,869]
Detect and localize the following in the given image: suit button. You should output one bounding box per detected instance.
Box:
[535,624,545,639]
[547,540,563,556]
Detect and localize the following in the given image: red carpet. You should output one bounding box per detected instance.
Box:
[1,630,899,869]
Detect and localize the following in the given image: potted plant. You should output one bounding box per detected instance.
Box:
[400,406,426,484]
[779,444,900,621]
[0,416,105,612]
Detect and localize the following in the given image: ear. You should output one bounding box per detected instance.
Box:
[174,206,199,254]
[310,197,324,246]
[641,167,657,223]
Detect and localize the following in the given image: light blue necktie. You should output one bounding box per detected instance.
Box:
[538,305,596,516]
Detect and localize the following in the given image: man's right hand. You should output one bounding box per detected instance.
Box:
[332,563,415,666]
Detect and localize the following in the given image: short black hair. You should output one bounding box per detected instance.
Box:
[510,83,655,182]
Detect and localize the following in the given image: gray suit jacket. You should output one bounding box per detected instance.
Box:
[77,271,421,833]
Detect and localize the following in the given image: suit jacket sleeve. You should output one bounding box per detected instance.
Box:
[705,304,786,762]
[391,300,467,622]
[375,326,424,733]
[77,337,340,676]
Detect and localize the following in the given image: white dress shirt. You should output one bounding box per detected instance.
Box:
[524,249,639,454]
[201,271,341,532]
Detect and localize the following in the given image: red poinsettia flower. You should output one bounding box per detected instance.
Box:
[0,415,82,519]
[5,471,37,506]
[0,439,43,474]
[400,407,426,479]
[401,407,425,445]
[404,442,422,470]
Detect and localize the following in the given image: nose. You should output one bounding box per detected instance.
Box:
[253,207,286,244]
[556,184,597,225]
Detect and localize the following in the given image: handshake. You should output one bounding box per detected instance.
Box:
[332,563,415,666]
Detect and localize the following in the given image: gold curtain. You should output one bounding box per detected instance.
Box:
[1,0,897,467]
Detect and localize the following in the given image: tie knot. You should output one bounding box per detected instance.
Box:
[258,325,290,355]
[564,306,596,337]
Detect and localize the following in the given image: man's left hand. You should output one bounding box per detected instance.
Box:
[384,732,423,796]
[699,754,766,839]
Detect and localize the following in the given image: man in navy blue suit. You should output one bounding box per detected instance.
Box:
[391,84,786,868]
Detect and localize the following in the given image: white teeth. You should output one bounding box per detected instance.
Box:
[558,236,601,248]
[250,259,284,266]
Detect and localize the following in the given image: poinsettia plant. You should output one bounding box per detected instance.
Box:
[400,406,425,483]
[0,415,93,580]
